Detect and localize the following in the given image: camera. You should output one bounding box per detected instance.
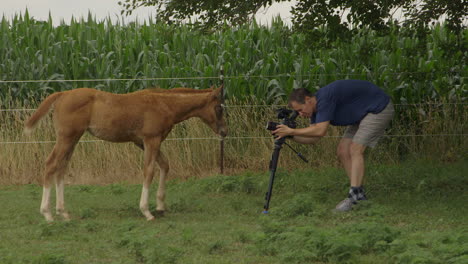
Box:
[266,108,299,131]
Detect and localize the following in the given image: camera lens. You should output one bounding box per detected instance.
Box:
[266,121,278,131]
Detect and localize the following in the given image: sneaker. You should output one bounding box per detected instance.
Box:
[357,186,367,201]
[334,197,356,212]
[357,192,367,201]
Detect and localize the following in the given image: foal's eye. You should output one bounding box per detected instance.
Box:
[215,105,223,117]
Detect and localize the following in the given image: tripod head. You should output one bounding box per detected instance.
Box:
[266,108,299,133]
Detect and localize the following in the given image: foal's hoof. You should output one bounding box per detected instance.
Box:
[155,210,165,217]
[146,216,156,221]
[43,213,54,223]
[61,213,71,221]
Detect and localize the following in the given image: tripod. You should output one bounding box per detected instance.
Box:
[263,136,309,214]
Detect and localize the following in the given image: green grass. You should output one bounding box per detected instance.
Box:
[0,159,466,264]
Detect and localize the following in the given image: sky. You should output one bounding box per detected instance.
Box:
[1,0,296,26]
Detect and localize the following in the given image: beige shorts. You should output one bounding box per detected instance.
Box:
[343,101,394,147]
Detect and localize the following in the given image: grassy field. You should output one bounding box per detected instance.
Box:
[0,159,466,264]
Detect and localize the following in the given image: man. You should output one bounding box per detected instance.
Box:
[273,79,394,212]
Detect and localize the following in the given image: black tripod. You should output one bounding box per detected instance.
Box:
[263,136,309,214]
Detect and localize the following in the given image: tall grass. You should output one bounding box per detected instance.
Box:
[0,10,466,104]
[0,99,465,185]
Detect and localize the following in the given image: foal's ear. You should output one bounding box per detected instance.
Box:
[212,84,224,101]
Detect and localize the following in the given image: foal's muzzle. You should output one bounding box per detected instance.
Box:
[219,127,228,138]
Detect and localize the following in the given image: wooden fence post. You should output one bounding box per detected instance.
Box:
[220,66,225,174]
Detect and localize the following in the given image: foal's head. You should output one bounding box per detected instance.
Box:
[200,85,228,137]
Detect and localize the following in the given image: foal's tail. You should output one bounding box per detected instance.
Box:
[24,92,63,134]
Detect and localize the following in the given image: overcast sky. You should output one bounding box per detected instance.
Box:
[1,0,295,26]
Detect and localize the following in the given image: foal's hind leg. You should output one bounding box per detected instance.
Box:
[41,136,79,222]
[135,144,169,215]
[155,151,169,214]
[54,142,78,220]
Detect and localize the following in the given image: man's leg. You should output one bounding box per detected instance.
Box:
[335,102,394,212]
[335,140,368,212]
[349,142,367,187]
[337,139,367,186]
[337,138,353,181]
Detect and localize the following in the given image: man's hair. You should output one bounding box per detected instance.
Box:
[288,88,315,105]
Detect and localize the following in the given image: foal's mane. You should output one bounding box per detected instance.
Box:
[143,87,213,94]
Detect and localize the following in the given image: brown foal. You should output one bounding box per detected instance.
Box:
[24,85,227,222]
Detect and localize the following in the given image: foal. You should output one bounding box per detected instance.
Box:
[24,85,227,222]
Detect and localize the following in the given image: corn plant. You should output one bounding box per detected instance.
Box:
[0,10,466,104]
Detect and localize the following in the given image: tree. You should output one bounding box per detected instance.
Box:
[119,0,467,34]
[402,0,467,33]
[291,0,405,31]
[119,0,275,28]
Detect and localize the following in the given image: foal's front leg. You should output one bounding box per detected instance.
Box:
[139,137,161,221]
[155,152,169,213]
[55,177,71,220]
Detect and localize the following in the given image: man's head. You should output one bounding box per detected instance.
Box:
[288,88,316,118]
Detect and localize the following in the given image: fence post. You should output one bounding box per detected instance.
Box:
[220,66,225,174]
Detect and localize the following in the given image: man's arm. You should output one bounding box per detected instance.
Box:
[291,135,321,145]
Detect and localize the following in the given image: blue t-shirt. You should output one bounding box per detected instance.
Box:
[311,80,390,126]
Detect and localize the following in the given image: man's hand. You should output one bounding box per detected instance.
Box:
[272,124,294,139]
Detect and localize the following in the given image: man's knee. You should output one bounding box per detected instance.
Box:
[349,142,366,157]
[337,139,352,159]
[336,146,348,160]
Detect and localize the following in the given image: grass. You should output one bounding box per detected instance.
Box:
[0,98,466,185]
[0,159,466,264]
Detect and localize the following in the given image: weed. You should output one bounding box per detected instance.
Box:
[207,240,226,255]
[181,228,195,244]
[388,230,468,264]
[277,193,315,218]
[116,204,142,218]
[109,183,126,195]
[38,221,78,238]
[235,231,252,243]
[128,240,146,263]
[77,186,92,193]
[33,254,67,264]
[338,222,400,253]
[83,222,100,232]
[253,222,465,264]
[147,246,184,264]
[168,196,200,213]
[78,208,98,219]
[201,174,262,194]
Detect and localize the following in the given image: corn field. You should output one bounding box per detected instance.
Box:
[0,11,466,105]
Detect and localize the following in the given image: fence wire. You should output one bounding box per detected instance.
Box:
[0,103,466,144]
[1,134,466,145]
[1,73,466,144]
[0,70,465,84]
[1,103,468,112]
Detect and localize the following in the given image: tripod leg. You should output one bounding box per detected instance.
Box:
[263,141,283,213]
